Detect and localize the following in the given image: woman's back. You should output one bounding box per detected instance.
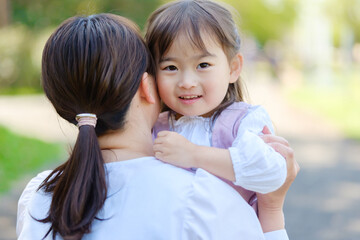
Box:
[18,157,265,239]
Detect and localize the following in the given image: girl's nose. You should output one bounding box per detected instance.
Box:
[177,71,197,89]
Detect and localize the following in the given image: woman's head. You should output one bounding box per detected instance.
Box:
[39,13,155,239]
[145,0,245,118]
[43,13,155,135]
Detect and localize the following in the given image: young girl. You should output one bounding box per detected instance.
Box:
[146,0,287,210]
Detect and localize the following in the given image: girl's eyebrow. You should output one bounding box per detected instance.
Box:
[159,53,216,63]
[159,57,176,63]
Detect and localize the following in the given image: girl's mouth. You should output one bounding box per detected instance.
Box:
[178,95,202,104]
[179,95,201,100]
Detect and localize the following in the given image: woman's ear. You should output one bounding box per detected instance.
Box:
[139,72,156,104]
[229,53,243,83]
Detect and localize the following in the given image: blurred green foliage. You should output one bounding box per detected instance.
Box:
[325,0,360,46]
[225,0,298,46]
[0,25,49,93]
[4,0,358,95]
[0,0,299,93]
[0,0,161,93]
[11,0,160,30]
[0,126,64,192]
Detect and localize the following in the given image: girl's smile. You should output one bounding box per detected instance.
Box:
[156,32,241,118]
[178,94,202,104]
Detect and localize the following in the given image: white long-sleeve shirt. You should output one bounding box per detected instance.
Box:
[170,105,287,194]
[17,157,288,239]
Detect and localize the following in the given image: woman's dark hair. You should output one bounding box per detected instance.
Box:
[145,0,246,120]
[38,13,155,239]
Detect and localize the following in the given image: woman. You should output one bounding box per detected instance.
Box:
[17,13,299,240]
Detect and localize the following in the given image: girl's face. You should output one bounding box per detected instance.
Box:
[156,33,241,118]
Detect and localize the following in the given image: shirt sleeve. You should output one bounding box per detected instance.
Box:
[264,229,289,240]
[16,170,52,237]
[229,105,287,193]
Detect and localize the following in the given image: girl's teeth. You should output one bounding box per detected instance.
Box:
[180,96,199,99]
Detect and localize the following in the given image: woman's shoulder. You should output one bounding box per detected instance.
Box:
[18,170,52,210]
[182,168,265,239]
[119,162,264,238]
[17,170,52,236]
[106,158,247,208]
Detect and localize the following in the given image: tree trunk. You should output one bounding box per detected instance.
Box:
[0,0,11,27]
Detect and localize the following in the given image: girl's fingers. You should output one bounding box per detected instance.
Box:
[260,126,289,147]
[267,142,294,160]
[261,134,290,147]
[153,144,160,152]
[157,130,171,137]
[153,137,164,145]
[274,143,299,181]
[154,151,164,160]
[153,142,166,153]
[262,125,272,135]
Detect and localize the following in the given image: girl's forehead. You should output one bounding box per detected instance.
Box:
[166,30,221,54]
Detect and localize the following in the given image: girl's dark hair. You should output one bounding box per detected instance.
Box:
[145,0,245,120]
[38,13,155,239]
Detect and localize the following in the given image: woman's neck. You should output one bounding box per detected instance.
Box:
[98,126,154,163]
[98,89,159,163]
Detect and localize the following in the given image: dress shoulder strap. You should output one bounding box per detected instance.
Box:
[152,111,171,140]
[211,102,250,148]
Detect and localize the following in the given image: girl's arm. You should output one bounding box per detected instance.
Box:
[153,130,236,181]
[229,106,287,193]
[153,125,288,186]
[154,106,287,192]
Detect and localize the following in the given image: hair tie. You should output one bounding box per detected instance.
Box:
[75,113,97,128]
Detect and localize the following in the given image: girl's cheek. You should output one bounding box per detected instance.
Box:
[157,82,168,98]
[156,81,165,92]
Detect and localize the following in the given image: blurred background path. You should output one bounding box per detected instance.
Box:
[247,80,360,240]
[0,80,359,240]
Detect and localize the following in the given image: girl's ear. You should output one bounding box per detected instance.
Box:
[139,72,156,104]
[229,53,243,83]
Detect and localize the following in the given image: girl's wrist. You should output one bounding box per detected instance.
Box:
[191,145,205,168]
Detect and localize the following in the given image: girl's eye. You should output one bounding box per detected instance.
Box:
[163,65,178,71]
[197,62,210,69]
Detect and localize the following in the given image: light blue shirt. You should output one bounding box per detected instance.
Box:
[17,157,288,239]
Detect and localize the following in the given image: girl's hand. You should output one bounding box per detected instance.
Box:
[257,126,300,232]
[153,131,197,168]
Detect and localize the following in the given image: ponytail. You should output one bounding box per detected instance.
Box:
[38,125,107,239]
[38,13,154,239]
